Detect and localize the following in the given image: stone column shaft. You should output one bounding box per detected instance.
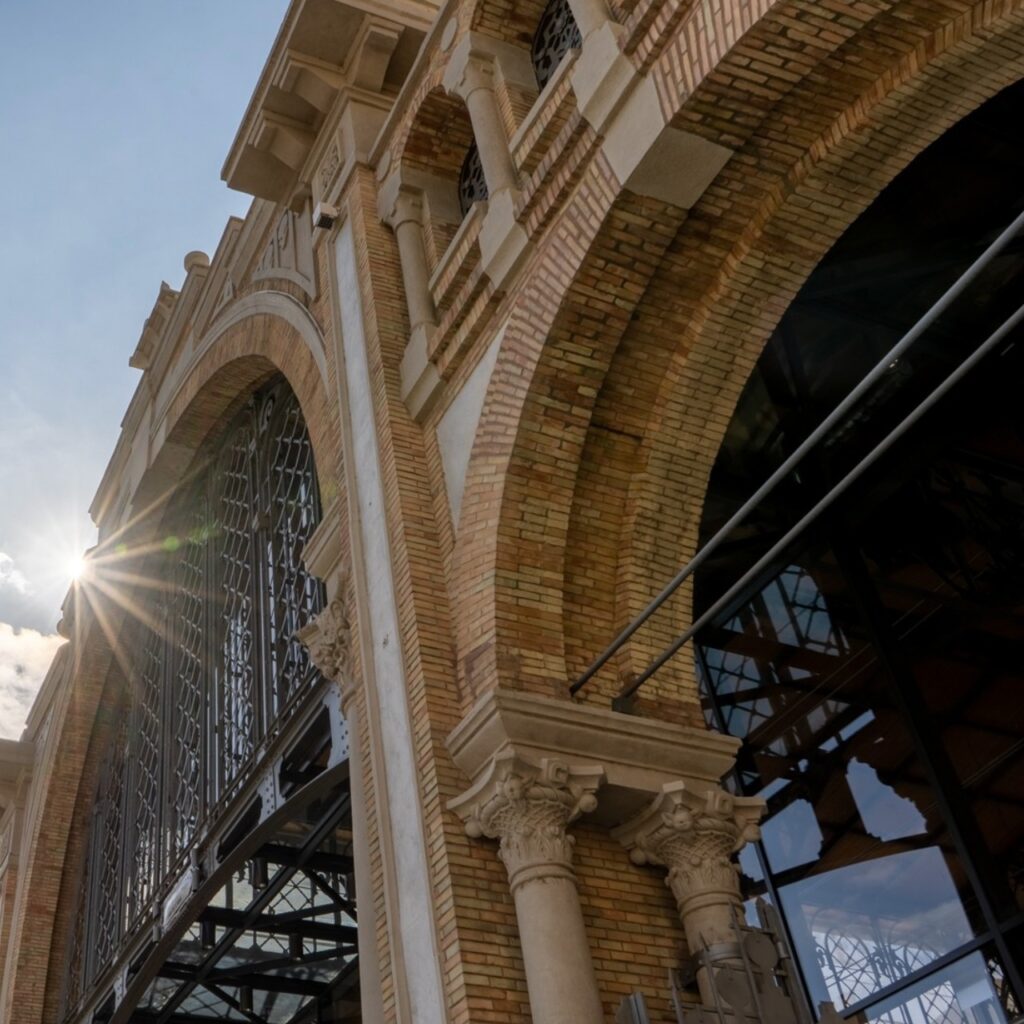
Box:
[454,58,519,197]
[453,754,605,1024]
[298,598,385,1023]
[389,192,437,333]
[615,782,763,1006]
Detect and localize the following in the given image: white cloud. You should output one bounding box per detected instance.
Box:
[0,622,63,739]
[0,553,29,595]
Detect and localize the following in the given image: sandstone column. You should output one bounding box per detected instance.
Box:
[383,188,437,336]
[452,752,605,1024]
[448,55,519,198]
[614,781,763,1005]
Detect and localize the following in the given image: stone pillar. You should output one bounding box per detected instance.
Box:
[298,593,385,1024]
[447,55,519,198]
[614,782,763,1005]
[383,188,437,335]
[451,752,605,1024]
[566,0,613,40]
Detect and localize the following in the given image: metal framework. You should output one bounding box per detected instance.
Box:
[62,377,351,1024]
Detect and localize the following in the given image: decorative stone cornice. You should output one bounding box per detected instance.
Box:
[450,752,604,890]
[298,599,355,707]
[614,782,762,918]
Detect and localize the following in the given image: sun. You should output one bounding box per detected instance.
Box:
[68,554,88,583]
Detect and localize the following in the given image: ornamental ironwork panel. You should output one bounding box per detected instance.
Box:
[214,417,259,794]
[125,618,165,930]
[89,715,129,980]
[458,143,488,216]
[263,391,322,717]
[65,377,329,1012]
[166,505,207,872]
[531,0,581,89]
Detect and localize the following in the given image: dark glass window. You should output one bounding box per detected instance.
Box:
[695,80,1024,1021]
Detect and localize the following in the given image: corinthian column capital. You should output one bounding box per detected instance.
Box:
[615,782,762,917]
[451,752,603,889]
[298,598,356,706]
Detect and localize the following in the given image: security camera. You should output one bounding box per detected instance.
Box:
[312,202,338,231]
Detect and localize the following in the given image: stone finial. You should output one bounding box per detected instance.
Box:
[450,752,603,889]
[614,781,762,917]
[298,598,353,690]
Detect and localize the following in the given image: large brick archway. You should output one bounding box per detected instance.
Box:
[12,311,339,1024]
[455,0,1024,716]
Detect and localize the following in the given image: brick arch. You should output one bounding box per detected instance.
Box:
[571,4,1024,710]
[6,599,126,1024]
[16,310,339,1023]
[154,306,341,513]
[456,0,1024,714]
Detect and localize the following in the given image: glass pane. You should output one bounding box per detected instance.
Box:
[699,546,987,1012]
[863,949,1021,1024]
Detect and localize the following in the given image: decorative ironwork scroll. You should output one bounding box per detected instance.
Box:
[458,142,489,216]
[532,0,582,89]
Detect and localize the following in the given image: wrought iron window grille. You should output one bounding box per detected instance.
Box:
[458,142,488,217]
[61,377,330,1020]
[532,0,582,90]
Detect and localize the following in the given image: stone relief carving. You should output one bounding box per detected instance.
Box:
[298,598,353,687]
[452,752,603,888]
[319,141,343,193]
[253,209,317,298]
[616,782,763,915]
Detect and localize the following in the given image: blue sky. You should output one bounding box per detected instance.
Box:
[0,0,287,735]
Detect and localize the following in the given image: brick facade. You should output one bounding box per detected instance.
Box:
[1,0,1023,1021]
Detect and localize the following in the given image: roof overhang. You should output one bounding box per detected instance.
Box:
[222,0,439,206]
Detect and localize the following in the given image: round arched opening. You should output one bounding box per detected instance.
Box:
[694,80,1024,1019]
[59,375,360,1024]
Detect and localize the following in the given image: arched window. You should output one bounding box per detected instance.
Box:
[61,376,355,1021]
[694,80,1024,1020]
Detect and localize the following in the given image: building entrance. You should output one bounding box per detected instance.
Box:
[694,80,1024,1023]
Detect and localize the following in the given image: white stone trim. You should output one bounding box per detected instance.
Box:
[332,220,449,1024]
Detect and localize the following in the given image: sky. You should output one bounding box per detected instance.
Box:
[0,0,288,737]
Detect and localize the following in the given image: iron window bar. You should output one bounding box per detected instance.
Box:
[612,297,1024,702]
[570,205,1024,698]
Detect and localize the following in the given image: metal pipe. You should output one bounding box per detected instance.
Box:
[616,299,1024,701]
[570,206,1024,695]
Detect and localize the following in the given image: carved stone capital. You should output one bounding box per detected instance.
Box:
[297,598,355,708]
[450,752,604,890]
[381,186,425,231]
[615,782,762,917]
[444,50,498,102]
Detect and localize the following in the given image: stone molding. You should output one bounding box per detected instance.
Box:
[450,751,603,890]
[614,782,763,918]
[297,598,356,711]
[447,688,741,823]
